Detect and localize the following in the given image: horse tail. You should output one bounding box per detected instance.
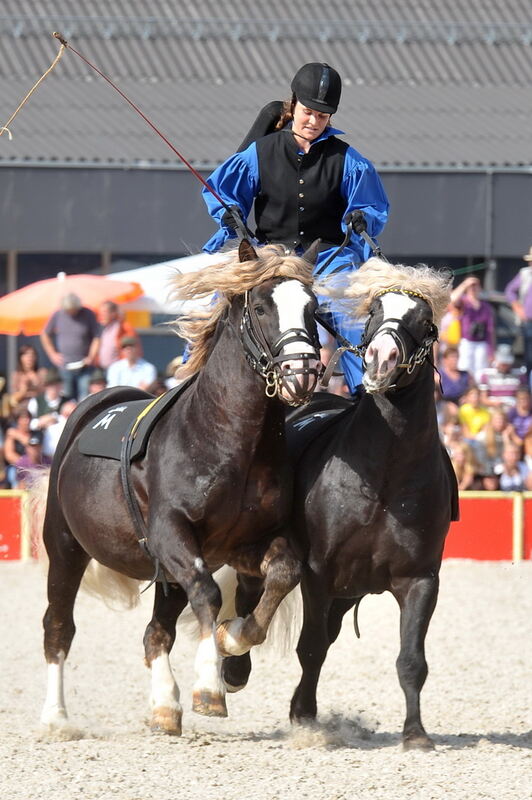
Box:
[177,565,303,656]
[80,561,141,610]
[27,467,51,562]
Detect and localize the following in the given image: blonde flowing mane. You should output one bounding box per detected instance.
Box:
[318,257,452,326]
[169,243,314,377]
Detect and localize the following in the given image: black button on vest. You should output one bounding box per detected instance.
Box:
[255,131,348,250]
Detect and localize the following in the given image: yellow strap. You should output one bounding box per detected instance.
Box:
[130,394,166,438]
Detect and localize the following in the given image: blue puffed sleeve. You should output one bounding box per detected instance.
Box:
[202,144,260,253]
[342,147,389,261]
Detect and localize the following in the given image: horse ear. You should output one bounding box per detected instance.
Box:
[301,238,321,267]
[239,239,258,262]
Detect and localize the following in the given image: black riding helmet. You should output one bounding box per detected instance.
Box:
[290,62,342,114]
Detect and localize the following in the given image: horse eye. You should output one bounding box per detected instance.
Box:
[254,305,265,316]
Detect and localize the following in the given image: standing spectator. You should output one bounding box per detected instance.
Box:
[450,276,495,381]
[15,431,52,489]
[9,344,46,408]
[478,344,527,410]
[494,443,529,491]
[504,246,532,375]
[106,337,157,391]
[40,292,101,402]
[97,300,139,371]
[438,346,475,408]
[3,405,33,488]
[458,386,491,439]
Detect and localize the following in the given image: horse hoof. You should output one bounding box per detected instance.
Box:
[192,690,228,717]
[222,654,251,693]
[403,733,435,751]
[150,706,182,736]
[216,618,249,657]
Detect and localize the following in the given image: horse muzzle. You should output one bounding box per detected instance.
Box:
[362,332,402,393]
[270,356,323,406]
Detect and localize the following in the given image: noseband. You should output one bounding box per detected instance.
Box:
[360,288,439,376]
[239,290,322,405]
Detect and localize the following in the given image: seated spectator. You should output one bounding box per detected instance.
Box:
[9,344,46,408]
[146,377,168,397]
[439,304,462,352]
[88,368,107,395]
[97,300,139,370]
[493,443,529,491]
[106,337,157,391]
[450,275,495,381]
[479,344,527,410]
[3,405,33,488]
[27,368,66,433]
[42,398,78,459]
[457,386,491,439]
[438,346,475,407]
[15,431,52,489]
[448,441,480,491]
[506,387,532,445]
[473,408,512,476]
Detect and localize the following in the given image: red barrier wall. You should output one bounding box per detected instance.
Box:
[444,493,514,561]
[0,490,530,562]
[0,491,29,560]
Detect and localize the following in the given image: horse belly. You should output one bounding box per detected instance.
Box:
[56,453,153,579]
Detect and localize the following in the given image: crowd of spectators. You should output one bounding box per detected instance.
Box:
[2,256,532,494]
[0,297,181,489]
[435,254,532,492]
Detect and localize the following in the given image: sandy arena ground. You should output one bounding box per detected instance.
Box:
[0,558,530,800]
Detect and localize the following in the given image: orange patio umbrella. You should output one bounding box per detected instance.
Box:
[0,272,144,336]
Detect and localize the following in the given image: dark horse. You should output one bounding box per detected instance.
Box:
[40,240,322,735]
[287,258,458,750]
[221,257,458,749]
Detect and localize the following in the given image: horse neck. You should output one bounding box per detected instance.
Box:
[362,363,440,449]
[193,309,282,441]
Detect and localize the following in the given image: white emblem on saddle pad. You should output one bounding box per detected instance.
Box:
[92,405,128,431]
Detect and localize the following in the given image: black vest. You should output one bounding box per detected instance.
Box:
[255,130,348,251]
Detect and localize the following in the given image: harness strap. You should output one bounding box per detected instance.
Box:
[119,417,168,596]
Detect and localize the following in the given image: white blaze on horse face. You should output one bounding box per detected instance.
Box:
[364,292,418,384]
[272,280,315,355]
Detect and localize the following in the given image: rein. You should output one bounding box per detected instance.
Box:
[239,290,322,405]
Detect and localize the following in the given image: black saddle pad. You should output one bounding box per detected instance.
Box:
[285,391,356,467]
[78,380,193,462]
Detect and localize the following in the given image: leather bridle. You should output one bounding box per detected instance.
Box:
[358,289,439,378]
[239,289,322,406]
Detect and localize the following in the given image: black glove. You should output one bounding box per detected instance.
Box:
[221,204,244,233]
[345,209,367,235]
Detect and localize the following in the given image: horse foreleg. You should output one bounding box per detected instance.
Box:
[290,570,332,723]
[144,582,188,735]
[393,574,439,751]
[221,574,264,693]
[41,526,90,729]
[216,537,301,656]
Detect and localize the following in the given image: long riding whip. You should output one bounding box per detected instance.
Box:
[0,31,251,239]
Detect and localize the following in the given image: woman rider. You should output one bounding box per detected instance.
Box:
[201,62,389,392]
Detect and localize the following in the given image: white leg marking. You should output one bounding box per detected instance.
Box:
[193,628,224,697]
[41,651,68,727]
[150,654,181,713]
[219,617,249,656]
